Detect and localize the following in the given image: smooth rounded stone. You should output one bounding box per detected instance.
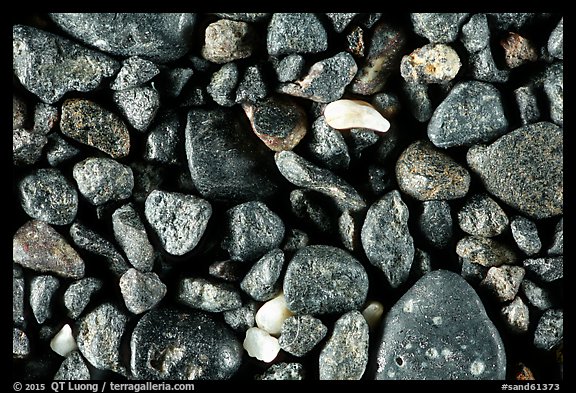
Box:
[481,265,525,302]
[241,249,284,301]
[207,62,239,107]
[54,351,91,380]
[223,301,257,332]
[158,67,194,100]
[129,161,165,204]
[73,157,134,206]
[113,86,160,132]
[49,13,196,63]
[13,328,30,359]
[112,204,155,272]
[396,140,470,201]
[457,193,509,237]
[18,168,78,226]
[547,218,563,256]
[64,277,103,319]
[278,52,357,103]
[401,44,461,84]
[282,228,310,252]
[306,116,350,171]
[511,216,541,256]
[267,13,328,55]
[13,95,28,129]
[534,309,563,351]
[13,25,119,104]
[208,260,245,282]
[13,220,85,279]
[466,122,563,219]
[514,85,541,125]
[521,279,553,311]
[325,13,358,33]
[501,297,530,334]
[375,269,506,380]
[255,362,305,380]
[410,13,469,43]
[144,111,182,165]
[276,54,305,83]
[13,128,48,166]
[77,303,128,374]
[30,275,60,324]
[242,96,307,152]
[110,56,160,90]
[235,64,268,104]
[523,257,563,283]
[119,269,167,315]
[283,245,368,315]
[362,300,385,331]
[131,307,242,379]
[402,81,433,122]
[60,99,130,159]
[33,103,59,134]
[144,190,212,256]
[368,165,394,196]
[456,236,517,267]
[279,315,327,357]
[50,324,77,357]
[417,200,453,249]
[13,265,25,325]
[547,18,563,60]
[428,81,508,148]
[202,19,255,63]
[543,62,563,127]
[319,311,368,380]
[177,277,242,313]
[46,133,81,167]
[255,293,294,336]
[325,99,390,134]
[348,21,407,95]
[243,327,281,362]
[214,13,270,22]
[460,256,489,285]
[185,108,279,203]
[500,32,538,69]
[361,190,414,288]
[276,151,365,212]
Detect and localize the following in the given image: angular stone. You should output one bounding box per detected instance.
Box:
[243,326,281,362]
[13,220,85,279]
[402,81,433,122]
[241,249,284,301]
[521,279,554,311]
[547,18,563,60]
[13,94,28,129]
[144,111,182,165]
[417,200,453,249]
[30,275,60,324]
[64,277,103,319]
[275,54,305,83]
[144,190,212,256]
[456,236,517,267]
[131,308,242,379]
[500,32,538,69]
[401,43,461,84]
[255,363,305,380]
[283,245,368,315]
[46,133,81,167]
[112,204,155,272]
[202,19,255,63]
[13,328,30,359]
[346,27,365,57]
[235,64,268,104]
[361,190,414,288]
[207,62,239,107]
[467,122,563,219]
[514,85,541,125]
[547,218,563,256]
[177,277,242,313]
[481,265,525,302]
[110,56,160,90]
[457,193,509,237]
[279,315,327,357]
[224,302,257,333]
[119,268,167,314]
[326,13,358,33]
[375,270,506,380]
[534,309,563,351]
[306,116,350,171]
[54,351,91,380]
[511,216,542,256]
[267,13,328,55]
[113,86,160,132]
[411,13,469,43]
[33,103,59,134]
[338,210,358,251]
[523,257,563,282]
[73,157,134,205]
[13,128,47,166]
[501,296,530,334]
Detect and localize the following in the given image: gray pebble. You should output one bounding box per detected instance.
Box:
[547,218,563,256]
[319,311,368,380]
[222,201,285,262]
[349,129,379,159]
[30,275,60,324]
[255,363,305,380]
[110,56,160,91]
[119,268,167,314]
[129,161,165,204]
[73,157,134,206]
[46,133,81,167]
[13,25,119,104]
[467,122,563,219]
[49,13,197,63]
[33,103,59,134]
[207,62,239,107]
[543,62,563,127]
[64,277,103,319]
[144,190,212,256]
[523,257,563,283]
[306,116,350,171]
[13,220,85,279]
[267,13,328,55]
[402,81,433,122]
[417,200,453,249]
[326,13,358,33]
[283,245,368,315]
[177,277,242,313]
[13,94,28,129]
[235,64,268,104]
[112,204,155,272]
[202,19,255,64]
[276,54,305,83]
[401,43,461,84]
[13,128,47,166]
[241,249,284,301]
[501,297,530,334]
[467,46,510,83]
[411,13,469,43]
[144,111,182,165]
[208,260,245,282]
[481,265,525,302]
[19,168,78,225]
[486,13,541,31]
[290,189,335,234]
[113,86,160,132]
[456,236,517,267]
[13,265,25,325]
[158,67,194,100]
[372,92,402,119]
[282,228,310,252]
[511,216,541,256]
[130,308,242,379]
[457,193,509,237]
[279,315,327,357]
[361,190,414,288]
[534,309,563,351]
[411,248,433,279]
[54,351,91,380]
[214,13,270,22]
[521,279,554,311]
[375,270,506,380]
[514,85,541,125]
[547,18,563,60]
[223,301,257,333]
[396,140,471,201]
[13,328,30,359]
[460,256,489,285]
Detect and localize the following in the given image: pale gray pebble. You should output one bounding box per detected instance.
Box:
[514,85,541,126]
[119,268,167,315]
[306,116,350,171]
[33,102,59,134]
[411,13,469,43]
[290,189,335,235]
[144,111,182,166]
[235,64,268,104]
[223,301,257,333]
[112,204,155,272]
[207,62,240,107]
[523,257,563,283]
[158,67,194,99]
[19,168,78,225]
[13,128,47,166]
[511,216,542,256]
[46,133,81,167]
[402,81,433,122]
[129,161,165,203]
[214,13,270,22]
[202,19,255,64]
[325,13,358,33]
[13,25,119,104]
[267,13,328,55]
[276,54,305,83]
[543,62,563,127]
[361,190,414,288]
[255,362,305,380]
[486,13,542,31]
[64,277,103,319]
[54,351,91,380]
[417,200,453,250]
[73,157,134,206]
[13,94,28,129]
[113,86,160,132]
[110,56,160,90]
[521,279,554,311]
[177,277,242,313]
[481,265,525,302]
[13,327,30,359]
[282,228,309,253]
[456,236,517,267]
[208,260,245,282]
[534,309,563,351]
[547,218,563,256]
[338,210,357,251]
[222,201,285,262]
[240,248,284,301]
[30,275,60,324]
[411,248,433,279]
[13,265,25,325]
[319,311,368,380]
[144,190,212,256]
[460,256,489,285]
[501,297,530,334]
[457,193,509,237]
[367,165,394,196]
[279,315,327,357]
[547,18,563,60]
[349,128,379,159]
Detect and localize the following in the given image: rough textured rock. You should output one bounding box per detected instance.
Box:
[240,249,284,301]
[547,218,563,256]
[119,269,167,314]
[456,236,517,267]
[267,13,328,55]
[235,64,268,104]
[110,56,160,90]
[46,133,81,167]
[533,309,563,351]
[54,351,91,380]
[410,13,469,43]
[64,277,103,319]
[177,277,242,313]
[206,62,239,107]
[543,62,563,127]
[144,111,182,165]
[514,85,541,125]
[13,328,30,359]
[224,301,257,333]
[33,103,59,135]
[501,297,530,334]
[417,200,453,249]
[401,44,461,84]
[500,32,538,69]
[13,94,28,129]
[202,19,255,63]
[30,275,60,324]
[306,116,350,171]
[73,157,134,206]
[279,315,327,357]
[481,265,525,302]
[547,18,563,60]
[112,204,155,272]
[511,217,541,256]
[13,128,48,166]
[521,279,553,311]
[113,86,160,132]
[275,54,305,83]
[255,362,305,380]
[13,265,25,325]
[523,257,563,283]
[457,193,509,237]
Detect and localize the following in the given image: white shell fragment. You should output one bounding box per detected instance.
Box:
[255,293,294,336]
[243,327,281,362]
[324,99,391,133]
[50,324,77,357]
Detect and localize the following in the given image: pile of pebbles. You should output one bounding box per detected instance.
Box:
[13,13,563,381]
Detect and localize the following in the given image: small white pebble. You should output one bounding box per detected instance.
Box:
[432,316,443,326]
[324,99,390,133]
[362,300,384,330]
[255,293,293,336]
[243,327,281,363]
[470,359,486,376]
[50,324,77,357]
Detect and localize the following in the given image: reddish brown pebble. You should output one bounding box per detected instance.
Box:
[500,32,538,69]
[515,363,535,380]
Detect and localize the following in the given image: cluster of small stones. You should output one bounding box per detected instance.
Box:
[13,13,562,381]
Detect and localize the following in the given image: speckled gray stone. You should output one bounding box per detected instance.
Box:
[46,133,81,167]
[223,301,257,333]
[177,277,242,313]
[202,19,255,64]
[534,309,563,351]
[456,236,517,267]
[543,62,563,127]
[523,257,563,283]
[13,95,28,129]
[521,279,554,311]
[13,328,30,359]
[290,189,335,235]
[240,249,284,301]
[411,13,469,43]
[255,363,305,380]
[276,54,305,83]
[144,111,182,165]
[13,128,47,166]
[73,157,134,206]
[33,103,59,134]
[267,13,328,56]
[481,265,525,302]
[514,85,541,125]
[338,210,358,251]
[501,297,530,334]
[207,62,239,107]
[110,56,160,90]
[547,218,563,256]
[30,275,60,324]
[326,13,358,33]
[417,200,453,249]
[547,18,563,60]
[113,86,160,132]
[235,64,268,104]
[54,351,91,380]
[64,277,103,319]
[402,81,433,123]
[112,204,155,272]
[457,193,509,237]
[13,265,25,325]
[511,216,542,256]
[279,315,327,357]
[119,268,167,314]
[306,116,350,171]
